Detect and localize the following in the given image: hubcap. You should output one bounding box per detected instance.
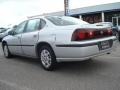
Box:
[41,49,52,68]
[4,45,8,57]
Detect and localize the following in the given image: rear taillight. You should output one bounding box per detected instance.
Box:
[71,29,113,41]
[107,29,113,36]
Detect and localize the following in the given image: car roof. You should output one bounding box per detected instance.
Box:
[27,16,70,20]
[27,16,46,20]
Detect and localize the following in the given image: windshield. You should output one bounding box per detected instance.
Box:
[45,16,88,26]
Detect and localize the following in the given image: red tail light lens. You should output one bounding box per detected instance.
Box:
[72,29,113,41]
[107,29,113,36]
[88,31,94,38]
[72,29,95,41]
[78,31,86,40]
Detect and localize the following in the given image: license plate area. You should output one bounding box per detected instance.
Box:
[98,40,113,50]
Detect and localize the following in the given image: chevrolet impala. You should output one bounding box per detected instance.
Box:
[2,16,117,70]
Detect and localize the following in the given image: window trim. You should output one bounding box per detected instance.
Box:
[39,18,46,29]
[14,18,47,35]
[14,21,27,35]
[23,18,41,33]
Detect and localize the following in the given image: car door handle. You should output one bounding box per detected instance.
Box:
[17,36,21,39]
[33,34,37,38]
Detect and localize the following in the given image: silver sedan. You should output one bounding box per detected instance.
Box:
[2,16,117,70]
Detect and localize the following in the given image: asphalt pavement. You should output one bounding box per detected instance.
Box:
[0,43,120,90]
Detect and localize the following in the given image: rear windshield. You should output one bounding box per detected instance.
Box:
[45,16,88,26]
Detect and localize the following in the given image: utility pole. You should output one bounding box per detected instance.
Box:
[64,0,69,16]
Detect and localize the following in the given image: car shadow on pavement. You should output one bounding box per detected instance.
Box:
[8,56,113,74]
[57,59,111,72]
[9,55,41,66]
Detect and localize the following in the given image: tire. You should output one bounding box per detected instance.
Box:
[115,32,119,40]
[39,45,57,71]
[0,38,2,42]
[3,44,12,58]
[118,32,120,41]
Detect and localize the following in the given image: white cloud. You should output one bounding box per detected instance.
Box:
[0,0,64,27]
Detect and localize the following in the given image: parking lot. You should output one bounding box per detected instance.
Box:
[0,42,120,90]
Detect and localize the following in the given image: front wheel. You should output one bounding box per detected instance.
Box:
[3,44,12,58]
[39,46,57,71]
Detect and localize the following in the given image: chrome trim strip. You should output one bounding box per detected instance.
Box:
[8,45,34,46]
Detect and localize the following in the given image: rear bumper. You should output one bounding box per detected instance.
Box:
[55,36,118,62]
[56,48,116,62]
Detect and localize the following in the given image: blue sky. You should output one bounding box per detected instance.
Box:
[0,0,119,27]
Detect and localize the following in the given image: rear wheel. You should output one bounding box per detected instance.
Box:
[0,38,2,42]
[115,32,119,40]
[3,44,12,58]
[39,45,57,71]
[118,32,120,41]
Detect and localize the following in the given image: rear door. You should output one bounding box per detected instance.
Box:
[21,19,40,57]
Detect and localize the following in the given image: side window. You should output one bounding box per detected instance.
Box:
[40,19,46,29]
[15,21,27,34]
[25,19,40,32]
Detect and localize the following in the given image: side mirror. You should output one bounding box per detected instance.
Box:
[8,30,16,35]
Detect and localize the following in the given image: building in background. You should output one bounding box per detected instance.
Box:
[30,2,120,27]
[70,2,120,27]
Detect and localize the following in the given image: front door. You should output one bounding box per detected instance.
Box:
[8,21,27,55]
